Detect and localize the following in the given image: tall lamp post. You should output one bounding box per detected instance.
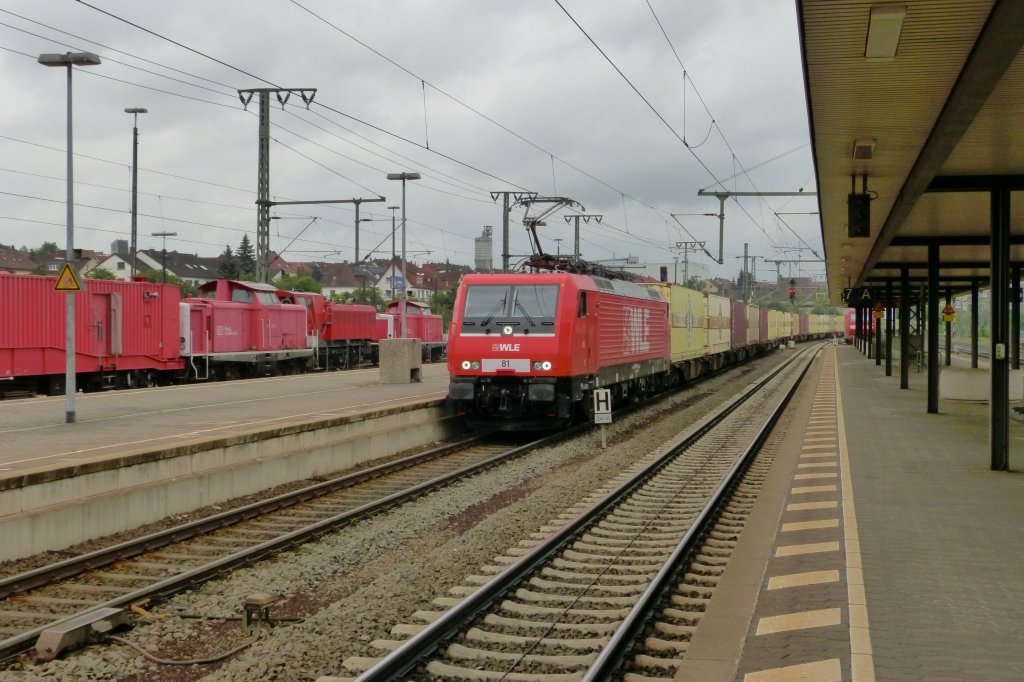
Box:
[39,50,101,424]
[152,231,177,283]
[124,107,147,277]
[387,205,399,261]
[386,173,421,338]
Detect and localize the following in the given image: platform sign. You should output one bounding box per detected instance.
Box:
[390,276,405,291]
[54,263,82,292]
[593,388,612,424]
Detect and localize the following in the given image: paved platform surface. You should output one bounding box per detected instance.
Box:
[0,364,449,477]
[678,343,1024,681]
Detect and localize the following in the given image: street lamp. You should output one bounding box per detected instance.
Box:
[387,205,399,261]
[124,107,147,278]
[152,231,177,283]
[39,50,101,424]
[386,173,421,338]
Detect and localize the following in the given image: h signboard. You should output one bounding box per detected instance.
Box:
[593,388,611,424]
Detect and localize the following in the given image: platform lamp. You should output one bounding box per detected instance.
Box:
[38,50,101,424]
[385,173,421,338]
[124,107,147,277]
[152,231,177,283]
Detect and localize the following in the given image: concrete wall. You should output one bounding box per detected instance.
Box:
[0,402,457,562]
[939,367,1024,402]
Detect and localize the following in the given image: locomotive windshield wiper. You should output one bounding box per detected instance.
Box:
[513,299,536,326]
[480,299,506,327]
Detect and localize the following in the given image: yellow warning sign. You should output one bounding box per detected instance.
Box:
[54,263,82,292]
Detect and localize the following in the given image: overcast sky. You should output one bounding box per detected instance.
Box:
[0,0,822,283]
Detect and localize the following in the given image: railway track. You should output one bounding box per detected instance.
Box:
[343,344,821,681]
[0,431,572,663]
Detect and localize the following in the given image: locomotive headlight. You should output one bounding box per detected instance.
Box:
[532,360,552,371]
[460,360,480,370]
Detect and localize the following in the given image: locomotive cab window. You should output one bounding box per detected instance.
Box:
[461,284,559,330]
[230,289,252,304]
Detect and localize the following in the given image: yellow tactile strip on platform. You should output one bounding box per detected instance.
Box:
[742,345,876,682]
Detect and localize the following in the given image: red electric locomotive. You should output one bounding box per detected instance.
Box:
[446,272,670,430]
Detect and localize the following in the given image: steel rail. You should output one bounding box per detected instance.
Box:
[0,434,485,601]
[354,344,819,681]
[0,430,570,663]
[584,345,819,679]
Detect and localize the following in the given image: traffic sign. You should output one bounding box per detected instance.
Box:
[943,304,955,323]
[593,388,611,424]
[54,264,82,292]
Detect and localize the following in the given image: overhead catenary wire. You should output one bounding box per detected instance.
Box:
[7,1,819,271]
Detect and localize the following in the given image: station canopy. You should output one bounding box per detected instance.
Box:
[797,0,1024,305]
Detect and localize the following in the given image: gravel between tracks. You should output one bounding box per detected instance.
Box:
[5,354,787,682]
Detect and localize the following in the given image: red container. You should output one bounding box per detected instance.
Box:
[0,273,182,383]
[730,300,747,349]
[321,302,378,342]
[758,307,770,344]
[799,313,810,338]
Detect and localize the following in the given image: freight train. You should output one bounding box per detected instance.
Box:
[0,273,444,397]
[445,272,842,430]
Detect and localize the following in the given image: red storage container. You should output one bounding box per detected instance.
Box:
[322,303,378,342]
[759,306,770,344]
[730,300,747,349]
[0,273,182,386]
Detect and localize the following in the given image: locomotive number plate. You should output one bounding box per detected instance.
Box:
[482,358,530,372]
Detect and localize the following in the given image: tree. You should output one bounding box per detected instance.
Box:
[217,246,240,279]
[137,269,199,297]
[348,286,385,309]
[236,234,256,278]
[30,241,60,262]
[85,267,116,280]
[428,280,458,328]
[682,276,704,291]
[276,270,322,294]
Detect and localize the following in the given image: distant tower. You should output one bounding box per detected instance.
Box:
[474,226,493,272]
[111,239,129,256]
